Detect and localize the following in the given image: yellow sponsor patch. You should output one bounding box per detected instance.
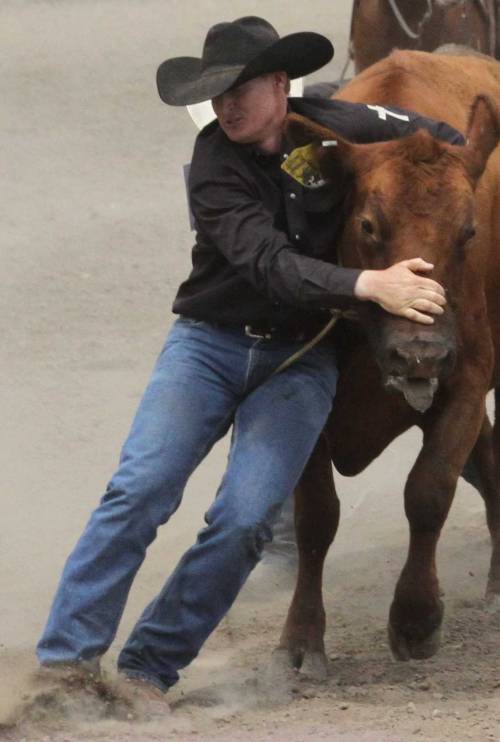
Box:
[282,143,328,189]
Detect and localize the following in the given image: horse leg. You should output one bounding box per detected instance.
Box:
[275,433,339,681]
[492,0,500,59]
[388,386,487,660]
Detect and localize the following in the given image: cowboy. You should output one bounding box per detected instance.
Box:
[36,16,462,715]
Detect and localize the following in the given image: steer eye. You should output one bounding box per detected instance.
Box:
[360,218,375,235]
[458,224,477,249]
[463,225,476,241]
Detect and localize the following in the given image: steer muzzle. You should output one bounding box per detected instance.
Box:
[372,314,457,413]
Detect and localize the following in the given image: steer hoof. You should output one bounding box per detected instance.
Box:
[270,647,296,668]
[299,651,328,682]
[266,648,299,681]
[268,647,328,682]
[388,622,442,661]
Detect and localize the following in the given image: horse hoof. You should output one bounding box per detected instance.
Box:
[299,651,328,682]
[388,623,442,661]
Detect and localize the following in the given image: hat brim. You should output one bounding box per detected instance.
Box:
[157,31,333,106]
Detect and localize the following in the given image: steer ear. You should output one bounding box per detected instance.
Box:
[463,95,500,183]
[283,113,357,188]
[285,113,340,147]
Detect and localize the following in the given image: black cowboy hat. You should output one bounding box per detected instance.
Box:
[157,16,334,106]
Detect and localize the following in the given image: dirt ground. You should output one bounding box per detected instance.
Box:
[2,1,500,740]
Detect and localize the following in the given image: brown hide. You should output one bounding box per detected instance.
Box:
[286,52,500,442]
[334,51,500,390]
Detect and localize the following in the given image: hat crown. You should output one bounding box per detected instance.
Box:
[201,16,279,71]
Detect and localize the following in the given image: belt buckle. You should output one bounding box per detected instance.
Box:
[244,324,273,340]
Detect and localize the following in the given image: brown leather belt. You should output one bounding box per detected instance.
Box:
[243,323,314,342]
[179,315,326,342]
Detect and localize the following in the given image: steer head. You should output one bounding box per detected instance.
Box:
[285,96,500,412]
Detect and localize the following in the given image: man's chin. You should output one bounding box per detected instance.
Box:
[221,126,253,143]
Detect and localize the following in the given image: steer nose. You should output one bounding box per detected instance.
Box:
[388,344,455,378]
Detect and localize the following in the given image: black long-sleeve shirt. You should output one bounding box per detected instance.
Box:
[172,97,464,329]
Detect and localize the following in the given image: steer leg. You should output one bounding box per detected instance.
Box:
[389,389,487,660]
[467,406,500,602]
[490,388,500,598]
[276,433,339,680]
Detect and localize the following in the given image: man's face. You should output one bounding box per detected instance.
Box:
[211,72,288,150]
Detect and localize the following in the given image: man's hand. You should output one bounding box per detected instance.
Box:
[354,258,446,325]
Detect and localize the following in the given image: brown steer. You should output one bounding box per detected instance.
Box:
[277,50,500,676]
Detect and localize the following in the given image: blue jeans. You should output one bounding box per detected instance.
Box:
[37,317,338,692]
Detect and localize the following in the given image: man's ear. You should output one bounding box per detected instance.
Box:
[273,70,289,94]
[283,113,358,187]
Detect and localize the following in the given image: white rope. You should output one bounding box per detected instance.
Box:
[387,0,434,40]
[270,311,342,377]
